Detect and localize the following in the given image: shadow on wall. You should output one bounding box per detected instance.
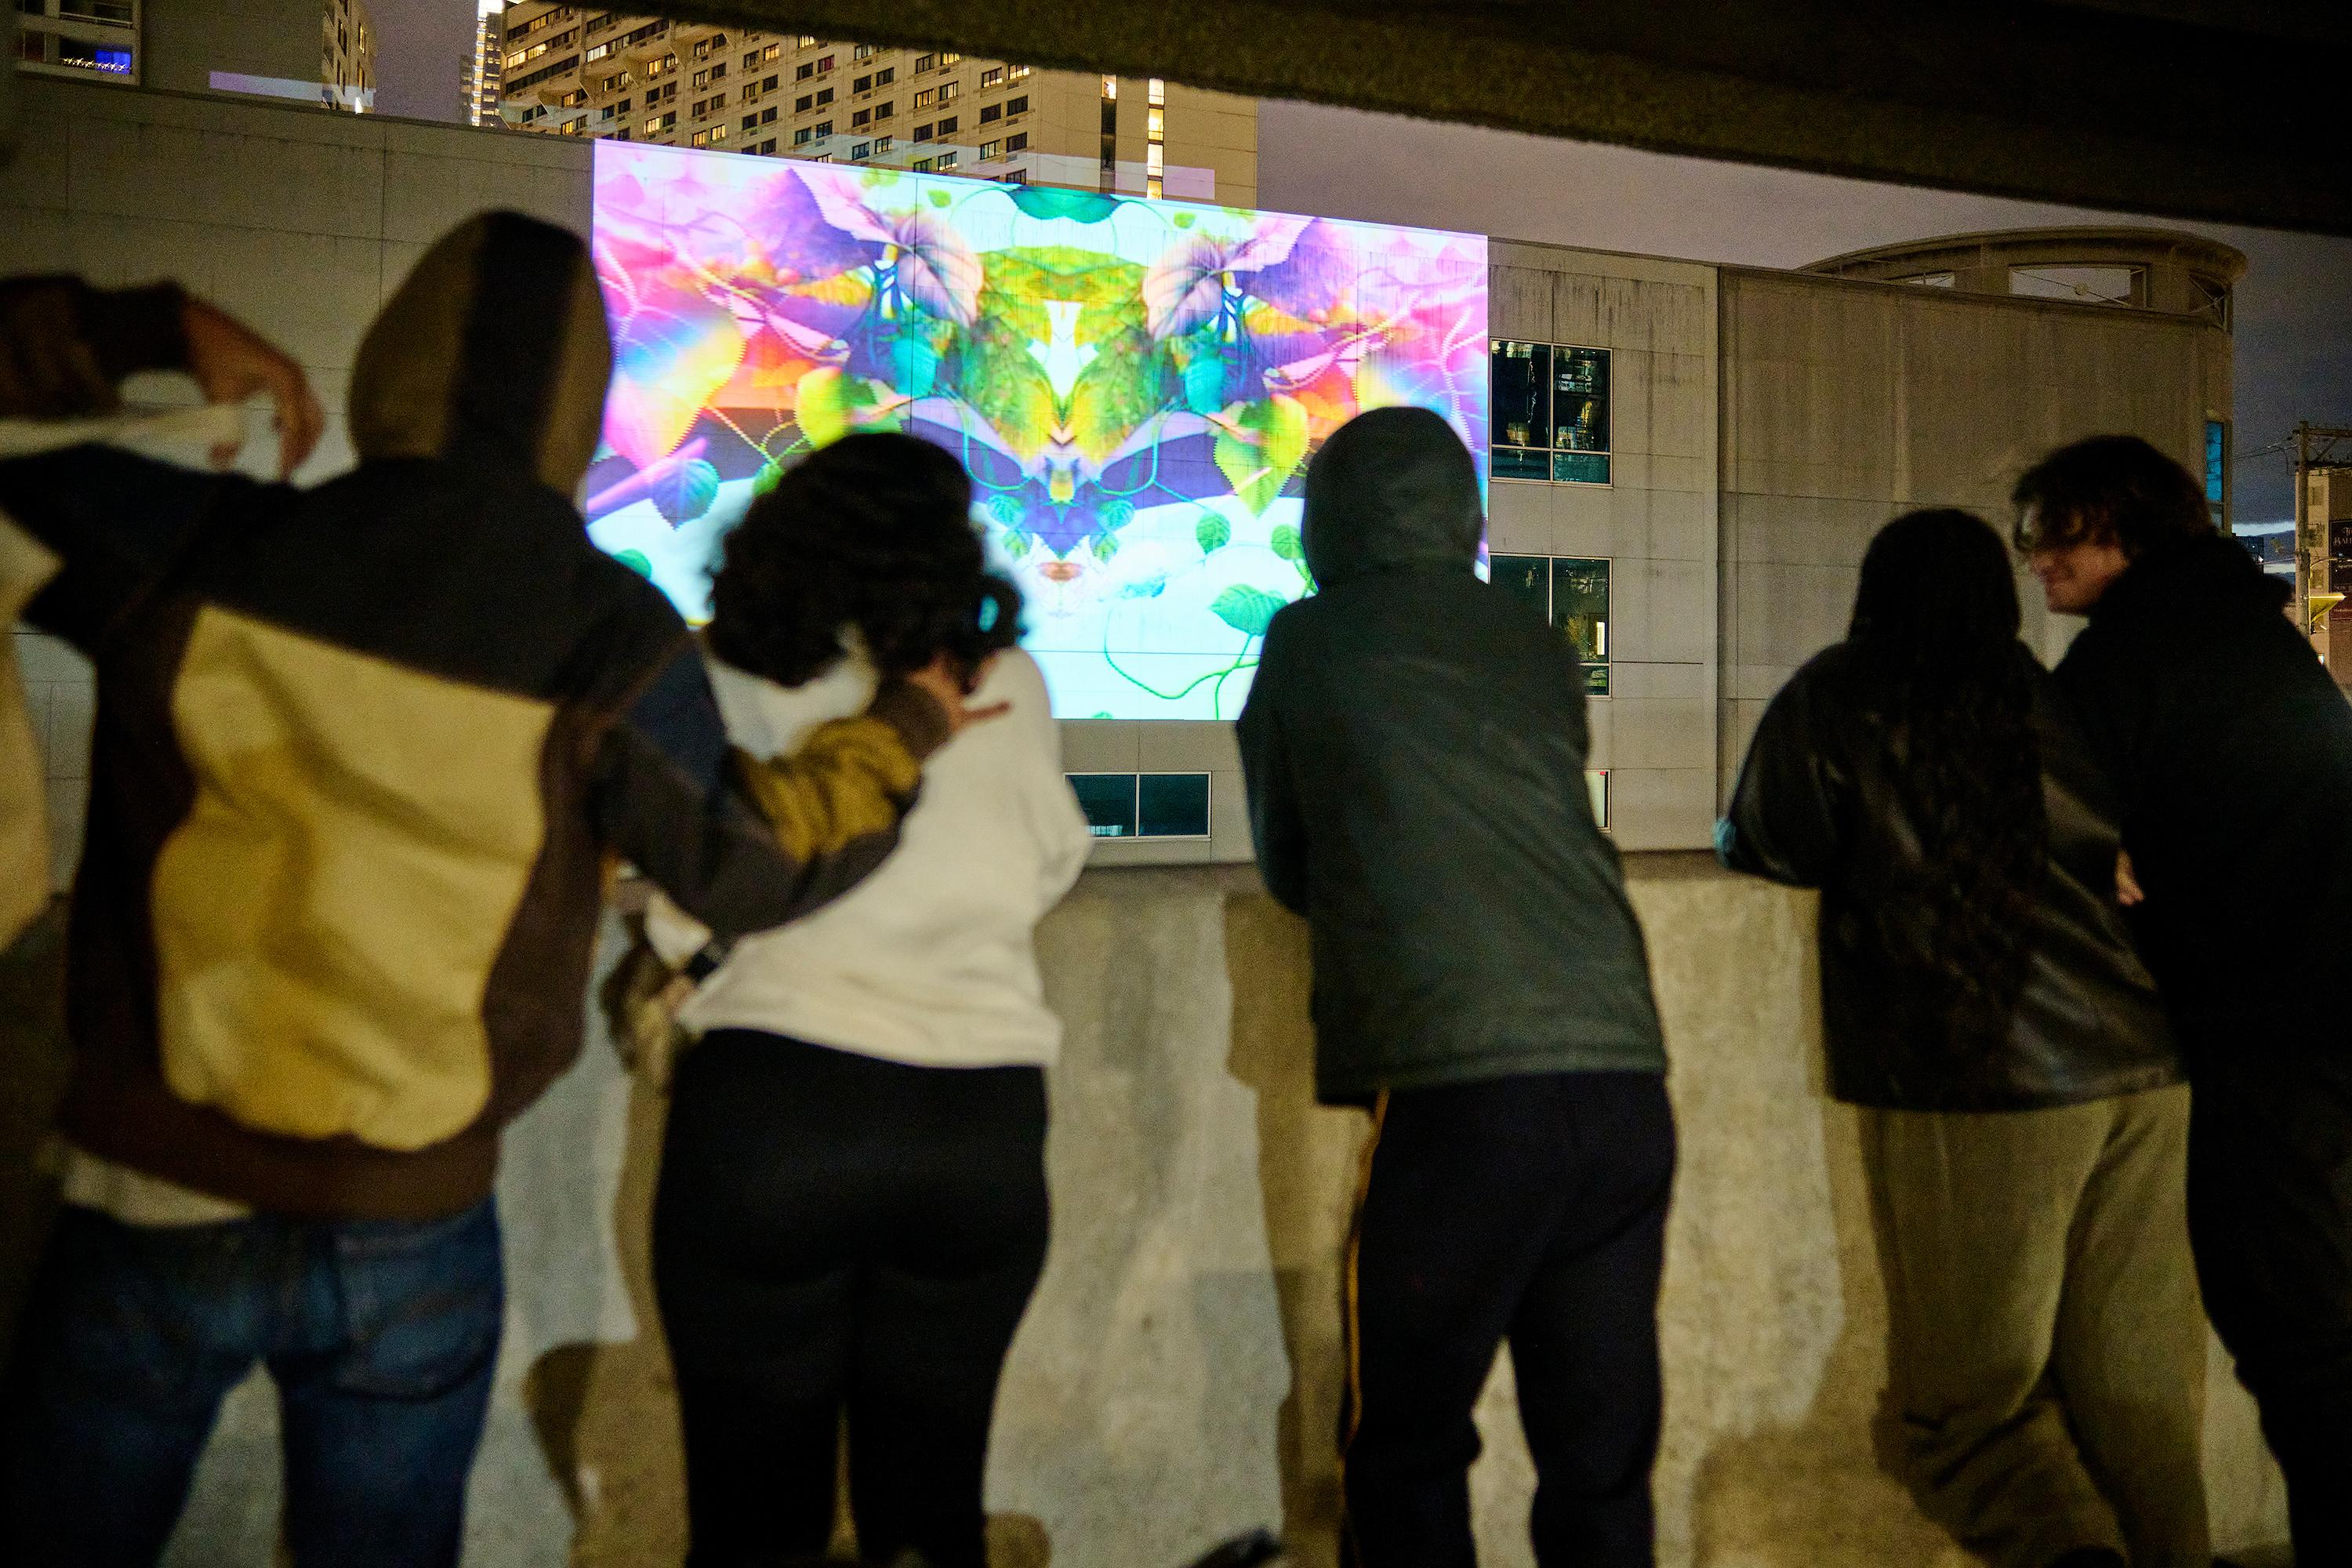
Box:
[0,863,2291,1566]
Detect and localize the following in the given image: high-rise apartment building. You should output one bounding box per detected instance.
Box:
[24,0,376,109]
[465,0,505,125]
[490,5,1257,205]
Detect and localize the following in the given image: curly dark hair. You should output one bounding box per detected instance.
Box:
[1849,509,2049,1062]
[2010,434,2215,558]
[706,433,1022,688]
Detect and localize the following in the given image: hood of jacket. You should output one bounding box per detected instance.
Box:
[2092,530,2290,625]
[349,212,612,497]
[1300,405,1483,588]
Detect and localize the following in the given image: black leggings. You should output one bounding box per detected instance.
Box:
[652,1030,1050,1568]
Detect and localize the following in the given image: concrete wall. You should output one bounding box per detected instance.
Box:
[1717,267,2233,802]
[27,860,2267,1567]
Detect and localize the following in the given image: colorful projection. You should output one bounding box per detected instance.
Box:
[588,142,1489,719]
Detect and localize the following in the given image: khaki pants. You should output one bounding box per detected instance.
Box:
[1860,1084,2208,1568]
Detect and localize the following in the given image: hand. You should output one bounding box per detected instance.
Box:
[2115,849,2144,907]
[904,652,1011,736]
[180,296,324,477]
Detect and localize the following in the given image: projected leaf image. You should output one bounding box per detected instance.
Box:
[588,145,1488,718]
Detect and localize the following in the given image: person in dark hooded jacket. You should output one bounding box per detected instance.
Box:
[1237,405,1671,1568]
[2017,434,2352,1566]
[0,212,984,1568]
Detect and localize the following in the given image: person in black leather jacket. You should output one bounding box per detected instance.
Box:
[1240,406,1670,1568]
[1721,509,2203,1568]
[2017,434,2352,1566]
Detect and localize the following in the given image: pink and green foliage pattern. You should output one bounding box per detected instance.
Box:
[588,141,1488,719]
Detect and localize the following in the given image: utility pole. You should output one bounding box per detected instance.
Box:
[2295,423,2352,673]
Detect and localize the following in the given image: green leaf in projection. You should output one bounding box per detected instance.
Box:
[1213,394,1309,515]
[1210,584,1285,639]
[1092,530,1121,562]
[1196,513,1232,554]
[1269,523,1303,561]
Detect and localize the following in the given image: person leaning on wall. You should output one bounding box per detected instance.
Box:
[2016,434,2352,1566]
[1239,406,1674,1568]
[0,210,997,1568]
[1719,507,2205,1568]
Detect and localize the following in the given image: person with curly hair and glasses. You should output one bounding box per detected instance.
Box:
[2017,434,2352,1565]
[635,433,1092,1568]
[1720,509,2205,1568]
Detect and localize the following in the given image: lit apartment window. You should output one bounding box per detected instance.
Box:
[852,42,874,60]
[938,80,960,101]
[765,43,782,61]
[796,34,815,48]
[914,87,935,108]
[1147,106,1163,136]
[645,111,676,134]
[816,54,834,72]
[1489,341,1613,485]
[1145,144,1163,173]
[1009,64,1031,80]
[980,139,1002,159]
[711,123,728,142]
[939,51,961,66]
[692,67,708,89]
[1489,555,1613,694]
[979,104,1000,124]
[1006,132,1028,153]
[1148,78,1165,105]
[872,135,893,154]
[691,129,710,146]
[980,66,1004,87]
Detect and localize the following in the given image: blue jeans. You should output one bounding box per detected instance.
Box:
[2,1197,503,1568]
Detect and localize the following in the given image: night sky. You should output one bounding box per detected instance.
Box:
[365,16,2350,519]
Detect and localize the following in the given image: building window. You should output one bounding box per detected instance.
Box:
[1006,132,1028,153]
[853,73,871,94]
[980,139,1002,160]
[812,85,829,104]
[1009,64,1031,80]
[914,87,935,108]
[938,79,960,101]
[913,53,935,72]
[1490,341,1613,485]
[912,156,934,172]
[645,111,676,134]
[793,125,811,144]
[979,103,1000,124]
[872,135,893,154]
[876,67,894,87]
[816,53,833,72]
[760,136,777,153]
[873,100,892,119]
[934,150,958,169]
[1007,94,1029,117]
[762,106,778,125]
[795,93,811,112]
[813,118,831,136]
[939,51,962,67]
[2206,419,2229,528]
[710,123,728,142]
[851,140,871,159]
[913,122,932,142]
[980,66,1004,87]
[691,129,710,147]
[1490,555,1614,695]
[935,114,956,135]
[1148,78,1166,105]
[852,42,874,60]
[692,67,709,89]
[997,169,1030,184]
[851,109,870,128]
[797,61,814,79]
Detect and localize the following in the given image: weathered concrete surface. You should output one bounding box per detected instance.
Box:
[0,858,2288,1564]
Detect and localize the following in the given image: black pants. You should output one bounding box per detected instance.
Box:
[2185,1047,2352,1563]
[652,1031,1050,1568]
[1341,1071,1676,1568]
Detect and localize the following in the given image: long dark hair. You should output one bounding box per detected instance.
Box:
[707,433,1022,687]
[1849,509,2048,1051]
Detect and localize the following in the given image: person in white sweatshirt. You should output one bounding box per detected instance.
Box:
[641,433,1091,1568]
